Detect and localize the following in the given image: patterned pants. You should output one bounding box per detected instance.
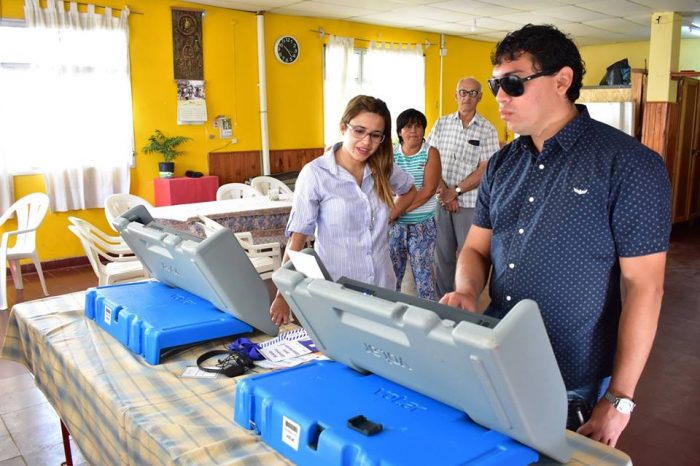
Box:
[389,217,437,301]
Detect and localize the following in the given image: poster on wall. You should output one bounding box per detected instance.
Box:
[172,8,203,80]
[177,79,207,125]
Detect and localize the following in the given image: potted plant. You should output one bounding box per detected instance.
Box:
[142,129,192,178]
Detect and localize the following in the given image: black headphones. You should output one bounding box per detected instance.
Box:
[196,349,254,378]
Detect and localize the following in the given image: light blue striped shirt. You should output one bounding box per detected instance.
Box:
[394,142,437,224]
[286,143,414,288]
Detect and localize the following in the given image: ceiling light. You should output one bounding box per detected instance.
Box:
[688,23,700,36]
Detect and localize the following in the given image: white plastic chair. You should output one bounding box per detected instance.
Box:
[250,176,293,196]
[68,217,133,257]
[0,192,50,310]
[216,183,262,201]
[196,215,281,280]
[104,193,153,231]
[68,218,148,286]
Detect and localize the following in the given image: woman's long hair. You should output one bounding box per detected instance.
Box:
[340,95,395,207]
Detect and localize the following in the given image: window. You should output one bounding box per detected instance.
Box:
[0,5,133,212]
[0,19,134,173]
[323,38,425,146]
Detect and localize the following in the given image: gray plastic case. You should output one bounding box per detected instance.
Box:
[273,259,632,465]
[113,205,277,336]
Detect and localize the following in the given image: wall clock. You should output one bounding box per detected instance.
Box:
[274,36,300,64]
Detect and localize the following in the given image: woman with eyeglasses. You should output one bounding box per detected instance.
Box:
[389,109,441,300]
[269,95,417,326]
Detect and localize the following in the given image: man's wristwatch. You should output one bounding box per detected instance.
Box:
[604,391,636,414]
[455,186,463,196]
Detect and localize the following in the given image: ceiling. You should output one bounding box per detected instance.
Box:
[189,0,700,45]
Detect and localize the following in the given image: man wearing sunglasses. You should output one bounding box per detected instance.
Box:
[426,77,500,299]
[441,24,671,449]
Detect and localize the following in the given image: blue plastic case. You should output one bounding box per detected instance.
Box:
[235,360,538,466]
[85,281,252,364]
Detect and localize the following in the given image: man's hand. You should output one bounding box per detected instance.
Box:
[439,187,458,204]
[444,198,459,213]
[577,398,631,447]
[270,294,291,326]
[439,291,478,312]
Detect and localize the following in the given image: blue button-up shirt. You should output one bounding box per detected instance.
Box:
[474,106,671,389]
[287,144,414,289]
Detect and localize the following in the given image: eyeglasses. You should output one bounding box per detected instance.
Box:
[487,71,553,97]
[457,89,480,98]
[346,123,386,144]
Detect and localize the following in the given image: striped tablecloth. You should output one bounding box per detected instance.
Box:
[1,292,292,466]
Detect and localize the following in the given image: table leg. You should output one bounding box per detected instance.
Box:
[60,419,74,466]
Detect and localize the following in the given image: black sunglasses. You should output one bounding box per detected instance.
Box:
[487,71,554,97]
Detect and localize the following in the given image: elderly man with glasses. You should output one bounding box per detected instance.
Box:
[426,77,500,299]
[441,24,671,448]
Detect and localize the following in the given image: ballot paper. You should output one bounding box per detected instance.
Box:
[253,353,328,370]
[257,327,318,363]
[258,340,311,362]
[287,250,326,279]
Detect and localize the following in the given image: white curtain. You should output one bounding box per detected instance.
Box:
[323,35,356,146]
[365,42,425,127]
[5,0,133,212]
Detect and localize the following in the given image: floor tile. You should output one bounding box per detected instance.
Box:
[0,387,47,416]
[0,373,35,398]
[0,456,25,466]
[0,436,20,463]
[2,404,58,438]
[17,442,71,466]
[0,360,29,382]
[10,421,62,459]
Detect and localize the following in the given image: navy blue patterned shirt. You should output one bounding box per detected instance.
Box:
[474,105,672,389]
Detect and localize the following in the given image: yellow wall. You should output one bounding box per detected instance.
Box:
[580,38,700,87]
[679,38,700,70]
[2,0,506,263]
[580,41,650,86]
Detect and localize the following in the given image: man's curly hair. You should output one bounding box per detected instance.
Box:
[492,24,586,102]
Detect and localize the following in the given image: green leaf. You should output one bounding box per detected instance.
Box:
[142,129,192,162]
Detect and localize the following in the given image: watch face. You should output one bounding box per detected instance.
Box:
[605,391,635,414]
[275,36,300,64]
[617,398,635,414]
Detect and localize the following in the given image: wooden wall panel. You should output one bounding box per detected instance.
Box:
[642,102,670,157]
[208,150,260,185]
[665,103,681,176]
[270,148,324,174]
[641,101,680,171]
[208,148,323,185]
[631,70,646,141]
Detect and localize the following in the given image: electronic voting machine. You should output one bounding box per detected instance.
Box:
[84,205,277,364]
[234,251,633,465]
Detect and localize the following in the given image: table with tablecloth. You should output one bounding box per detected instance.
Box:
[151,195,293,247]
[1,292,292,466]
